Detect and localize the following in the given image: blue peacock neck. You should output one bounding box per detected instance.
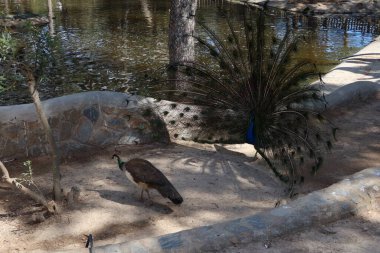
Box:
[246,113,256,145]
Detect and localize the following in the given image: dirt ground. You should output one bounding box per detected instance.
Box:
[0,142,284,252]
[0,95,379,253]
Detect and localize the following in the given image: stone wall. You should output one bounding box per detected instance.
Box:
[0,91,169,159]
[0,91,243,160]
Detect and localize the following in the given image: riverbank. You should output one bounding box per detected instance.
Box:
[242,0,380,15]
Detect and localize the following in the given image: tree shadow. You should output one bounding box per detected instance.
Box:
[93,189,174,214]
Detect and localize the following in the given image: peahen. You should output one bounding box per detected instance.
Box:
[112,154,183,204]
[148,5,338,191]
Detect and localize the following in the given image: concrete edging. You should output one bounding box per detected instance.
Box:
[240,0,380,15]
[322,35,380,109]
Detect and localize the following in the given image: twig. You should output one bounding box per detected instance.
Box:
[85,234,94,253]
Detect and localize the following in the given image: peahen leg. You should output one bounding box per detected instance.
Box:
[146,190,151,199]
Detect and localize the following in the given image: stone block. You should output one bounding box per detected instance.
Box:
[104,117,126,130]
[90,128,120,146]
[17,137,27,147]
[102,106,118,115]
[26,131,46,147]
[48,116,60,128]
[29,145,46,157]
[83,106,100,123]
[4,140,19,157]
[26,120,41,130]
[60,121,73,140]
[3,124,22,139]
[118,134,141,145]
[128,115,150,132]
[63,109,82,122]
[73,117,93,143]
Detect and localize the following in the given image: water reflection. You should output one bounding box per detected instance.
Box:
[0,0,378,105]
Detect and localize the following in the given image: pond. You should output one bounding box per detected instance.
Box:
[0,0,379,105]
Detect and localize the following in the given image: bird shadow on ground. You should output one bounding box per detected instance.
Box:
[213,144,257,161]
[93,189,174,214]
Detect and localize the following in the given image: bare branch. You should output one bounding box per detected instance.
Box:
[0,161,58,214]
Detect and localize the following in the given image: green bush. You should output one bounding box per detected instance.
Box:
[0,31,16,61]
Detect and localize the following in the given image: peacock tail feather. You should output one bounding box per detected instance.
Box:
[144,5,338,191]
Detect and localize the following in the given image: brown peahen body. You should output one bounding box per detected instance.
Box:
[112,154,183,205]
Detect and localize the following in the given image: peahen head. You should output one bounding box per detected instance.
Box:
[112,154,124,171]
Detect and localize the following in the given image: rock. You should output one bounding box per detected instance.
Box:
[30,212,45,223]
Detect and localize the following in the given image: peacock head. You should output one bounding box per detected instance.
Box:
[112,154,124,170]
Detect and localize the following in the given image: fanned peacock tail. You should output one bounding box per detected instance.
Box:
[148,5,338,190]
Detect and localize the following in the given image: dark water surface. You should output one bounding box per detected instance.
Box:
[0,0,379,105]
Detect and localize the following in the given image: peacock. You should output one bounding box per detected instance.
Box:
[146,5,338,192]
[112,154,183,204]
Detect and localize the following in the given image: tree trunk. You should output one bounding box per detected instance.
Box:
[168,0,197,90]
[47,0,55,36]
[140,0,153,27]
[23,66,62,201]
[4,0,10,15]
